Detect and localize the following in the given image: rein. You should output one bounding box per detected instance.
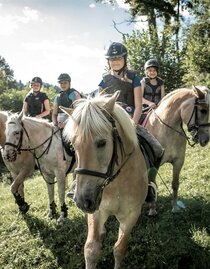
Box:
[74,116,135,189]
[153,111,196,147]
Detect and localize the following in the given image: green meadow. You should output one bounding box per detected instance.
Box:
[0,143,209,269]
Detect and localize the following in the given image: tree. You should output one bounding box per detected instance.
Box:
[0,56,16,93]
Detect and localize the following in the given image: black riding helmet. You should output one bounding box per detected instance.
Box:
[105,42,127,59]
[57,73,71,82]
[144,59,159,71]
[105,42,128,74]
[31,77,42,85]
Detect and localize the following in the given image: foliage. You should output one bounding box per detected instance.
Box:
[124,28,185,92]
[0,142,210,268]
[0,86,57,114]
[182,5,210,87]
[0,56,16,93]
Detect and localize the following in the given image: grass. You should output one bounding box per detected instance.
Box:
[0,143,210,269]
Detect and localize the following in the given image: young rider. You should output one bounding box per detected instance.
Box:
[98,42,164,203]
[52,73,81,128]
[141,59,165,109]
[23,77,50,118]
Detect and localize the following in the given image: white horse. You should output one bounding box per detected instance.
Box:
[3,112,75,223]
[0,111,35,213]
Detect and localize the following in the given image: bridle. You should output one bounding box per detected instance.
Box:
[187,97,210,134]
[154,94,210,147]
[74,115,134,190]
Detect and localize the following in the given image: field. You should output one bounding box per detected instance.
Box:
[0,143,210,269]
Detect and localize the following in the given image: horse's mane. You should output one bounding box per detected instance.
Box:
[159,88,193,103]
[64,95,138,145]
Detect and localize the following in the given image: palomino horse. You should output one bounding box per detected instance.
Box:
[144,86,210,212]
[62,92,148,269]
[3,112,75,223]
[0,111,35,212]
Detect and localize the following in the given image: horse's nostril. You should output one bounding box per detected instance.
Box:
[84,199,93,211]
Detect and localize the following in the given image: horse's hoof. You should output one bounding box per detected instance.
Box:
[19,203,30,214]
[172,206,182,213]
[148,209,158,217]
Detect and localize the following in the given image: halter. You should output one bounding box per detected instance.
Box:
[74,115,134,190]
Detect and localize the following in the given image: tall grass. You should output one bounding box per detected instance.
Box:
[0,143,210,269]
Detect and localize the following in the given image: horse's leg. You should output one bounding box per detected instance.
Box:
[10,172,30,213]
[171,158,184,213]
[85,212,108,269]
[44,174,57,219]
[56,174,68,223]
[114,210,141,269]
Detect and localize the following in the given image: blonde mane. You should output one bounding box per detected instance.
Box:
[64,95,138,146]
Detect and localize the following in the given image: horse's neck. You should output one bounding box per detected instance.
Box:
[23,119,53,148]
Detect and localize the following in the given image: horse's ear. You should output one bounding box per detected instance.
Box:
[103,91,120,112]
[18,110,24,121]
[59,106,74,116]
[193,85,205,99]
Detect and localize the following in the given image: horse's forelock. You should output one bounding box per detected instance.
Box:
[71,98,112,143]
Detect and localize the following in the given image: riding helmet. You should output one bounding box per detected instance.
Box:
[105,42,127,59]
[144,59,159,70]
[57,73,71,82]
[31,77,42,85]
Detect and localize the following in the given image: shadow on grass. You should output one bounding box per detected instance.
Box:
[23,204,86,269]
[23,195,210,269]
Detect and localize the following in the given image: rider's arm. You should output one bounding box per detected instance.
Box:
[133,84,142,125]
[36,99,51,118]
[22,101,28,115]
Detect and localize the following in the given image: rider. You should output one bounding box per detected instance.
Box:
[98,42,164,203]
[23,77,50,118]
[141,59,165,109]
[52,73,81,128]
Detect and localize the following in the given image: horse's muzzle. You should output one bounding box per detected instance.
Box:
[75,188,103,214]
[3,149,17,162]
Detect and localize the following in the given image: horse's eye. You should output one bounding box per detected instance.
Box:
[14,131,20,135]
[96,139,106,148]
[200,109,207,114]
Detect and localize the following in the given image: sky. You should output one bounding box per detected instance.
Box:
[0,0,144,93]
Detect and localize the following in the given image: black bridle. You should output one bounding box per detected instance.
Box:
[154,95,210,147]
[187,98,210,133]
[74,116,134,190]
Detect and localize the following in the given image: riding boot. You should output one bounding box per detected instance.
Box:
[136,124,164,203]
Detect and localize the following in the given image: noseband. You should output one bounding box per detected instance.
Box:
[74,116,134,189]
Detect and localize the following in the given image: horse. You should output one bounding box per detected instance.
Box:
[0,111,35,213]
[3,112,75,223]
[62,91,148,269]
[144,86,210,212]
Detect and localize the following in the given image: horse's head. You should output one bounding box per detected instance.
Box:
[3,111,24,161]
[187,86,210,147]
[62,91,137,214]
